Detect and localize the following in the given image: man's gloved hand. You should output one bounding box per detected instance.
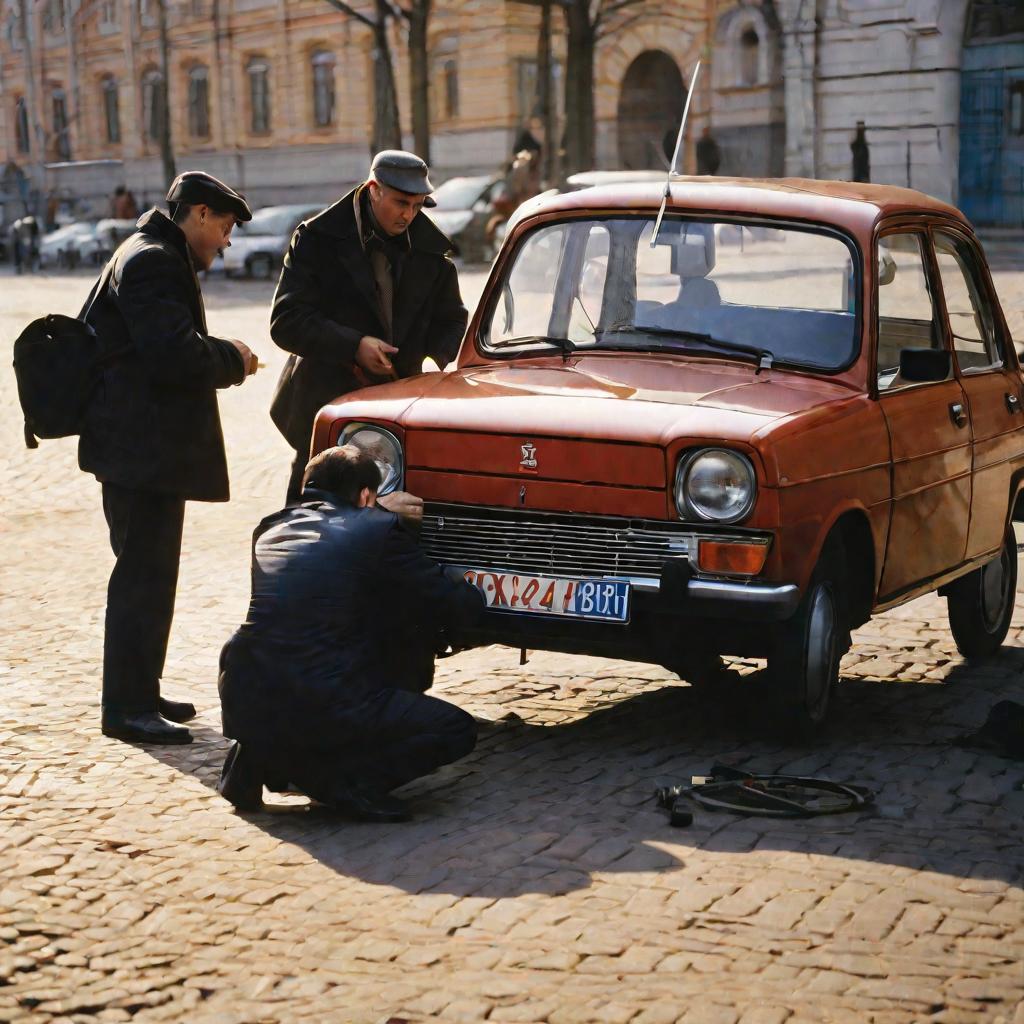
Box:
[377,490,423,531]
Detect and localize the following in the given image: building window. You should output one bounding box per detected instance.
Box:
[516,58,564,122]
[6,9,23,49]
[102,76,121,144]
[740,27,760,86]
[15,97,30,153]
[1010,81,1024,136]
[43,0,66,34]
[188,65,210,139]
[52,89,71,159]
[142,69,165,143]
[311,49,335,128]
[100,1,119,27]
[443,59,459,119]
[247,57,271,134]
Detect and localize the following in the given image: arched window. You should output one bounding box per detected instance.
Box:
[247,57,271,134]
[15,96,30,153]
[188,65,210,139]
[101,76,121,143]
[142,68,165,143]
[311,50,335,128]
[740,27,760,86]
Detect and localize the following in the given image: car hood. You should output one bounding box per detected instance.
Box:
[326,354,857,448]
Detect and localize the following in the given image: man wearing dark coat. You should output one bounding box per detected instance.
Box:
[80,171,259,745]
[270,150,468,508]
[217,445,485,821]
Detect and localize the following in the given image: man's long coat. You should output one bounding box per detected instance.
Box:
[79,208,245,501]
[269,188,468,453]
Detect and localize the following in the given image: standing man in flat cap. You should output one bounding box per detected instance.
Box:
[80,170,259,745]
[270,150,468,507]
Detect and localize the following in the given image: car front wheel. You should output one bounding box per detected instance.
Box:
[768,543,846,739]
[249,254,274,280]
[946,526,1017,660]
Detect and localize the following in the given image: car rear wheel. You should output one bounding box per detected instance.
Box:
[768,541,846,740]
[947,526,1017,660]
[249,253,274,280]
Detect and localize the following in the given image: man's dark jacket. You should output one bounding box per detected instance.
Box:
[218,491,484,750]
[79,208,245,501]
[269,187,468,453]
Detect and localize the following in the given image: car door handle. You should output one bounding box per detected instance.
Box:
[1006,393,1021,414]
[949,403,968,428]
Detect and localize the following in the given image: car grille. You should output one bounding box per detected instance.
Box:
[421,504,695,582]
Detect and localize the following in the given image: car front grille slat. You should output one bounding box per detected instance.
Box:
[422,505,696,580]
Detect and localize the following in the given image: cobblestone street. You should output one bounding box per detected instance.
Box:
[1,259,1023,1024]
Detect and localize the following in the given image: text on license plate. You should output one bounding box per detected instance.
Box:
[460,569,630,622]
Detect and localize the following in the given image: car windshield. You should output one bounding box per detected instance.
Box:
[480,216,860,372]
[242,206,317,236]
[430,176,492,210]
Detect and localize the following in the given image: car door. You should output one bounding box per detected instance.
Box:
[931,226,1024,560]
[875,228,972,597]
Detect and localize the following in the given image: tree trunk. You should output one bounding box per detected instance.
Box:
[537,0,553,184]
[406,0,431,162]
[372,0,402,152]
[563,0,595,176]
[155,0,177,184]
[17,0,46,212]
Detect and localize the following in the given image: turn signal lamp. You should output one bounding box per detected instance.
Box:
[697,539,768,576]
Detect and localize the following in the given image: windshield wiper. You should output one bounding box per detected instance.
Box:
[600,324,774,373]
[487,335,579,358]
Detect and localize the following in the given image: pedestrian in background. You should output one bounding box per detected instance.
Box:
[851,121,870,183]
[269,149,468,507]
[111,185,139,220]
[696,126,722,175]
[80,171,259,745]
[217,445,484,819]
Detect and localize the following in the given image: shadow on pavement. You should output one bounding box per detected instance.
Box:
[136,643,1024,898]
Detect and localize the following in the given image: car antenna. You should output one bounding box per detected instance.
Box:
[651,59,701,248]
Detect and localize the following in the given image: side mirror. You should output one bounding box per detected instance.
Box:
[899,347,950,383]
[878,251,897,286]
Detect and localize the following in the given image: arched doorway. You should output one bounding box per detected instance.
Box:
[959,0,1024,226]
[617,51,685,170]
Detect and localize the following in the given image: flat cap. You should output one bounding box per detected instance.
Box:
[370,150,436,207]
[165,170,252,222]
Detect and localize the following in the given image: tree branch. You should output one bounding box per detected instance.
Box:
[321,0,376,30]
[593,0,646,34]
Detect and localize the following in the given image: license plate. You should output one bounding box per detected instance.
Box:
[457,568,630,623]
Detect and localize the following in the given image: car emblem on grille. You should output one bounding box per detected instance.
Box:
[520,443,538,469]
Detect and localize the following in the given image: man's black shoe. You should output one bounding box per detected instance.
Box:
[329,784,411,823]
[101,710,192,745]
[158,697,197,723]
[218,741,263,811]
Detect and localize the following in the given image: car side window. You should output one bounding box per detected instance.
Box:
[933,231,1002,373]
[876,231,947,392]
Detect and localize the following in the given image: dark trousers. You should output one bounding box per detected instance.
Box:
[258,689,477,799]
[101,483,185,711]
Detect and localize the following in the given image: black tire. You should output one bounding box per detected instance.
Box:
[947,526,1017,660]
[768,540,847,740]
[249,254,274,280]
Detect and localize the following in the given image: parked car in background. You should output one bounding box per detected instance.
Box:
[85,219,138,265]
[308,176,1024,737]
[223,204,324,279]
[425,174,504,264]
[39,221,99,268]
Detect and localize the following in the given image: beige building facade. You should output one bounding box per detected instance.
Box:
[1,1,1020,227]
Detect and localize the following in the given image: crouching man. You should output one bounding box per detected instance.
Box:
[217,445,484,821]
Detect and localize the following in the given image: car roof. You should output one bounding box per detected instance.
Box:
[516,176,969,236]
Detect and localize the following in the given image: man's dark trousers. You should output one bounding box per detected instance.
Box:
[101,483,185,712]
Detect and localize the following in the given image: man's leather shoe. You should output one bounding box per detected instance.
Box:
[158,697,197,723]
[329,783,411,823]
[218,742,263,811]
[101,710,192,745]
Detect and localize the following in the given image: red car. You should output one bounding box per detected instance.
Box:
[311,177,1023,735]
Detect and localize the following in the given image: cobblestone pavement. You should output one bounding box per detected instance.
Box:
[1,262,1023,1024]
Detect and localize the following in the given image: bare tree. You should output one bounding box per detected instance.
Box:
[322,0,402,153]
[155,0,177,184]
[398,0,431,163]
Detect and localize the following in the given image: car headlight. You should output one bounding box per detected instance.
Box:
[675,448,756,523]
[338,423,404,496]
